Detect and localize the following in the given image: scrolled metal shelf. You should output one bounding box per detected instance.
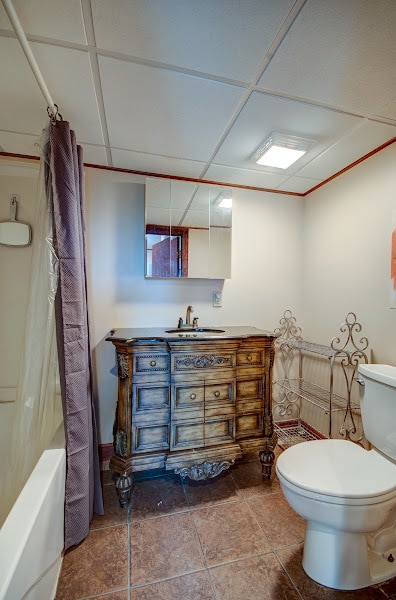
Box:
[284,338,348,359]
[275,378,359,413]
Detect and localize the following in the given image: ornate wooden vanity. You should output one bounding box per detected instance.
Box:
[106,326,277,506]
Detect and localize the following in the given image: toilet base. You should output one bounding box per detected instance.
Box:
[303,521,396,590]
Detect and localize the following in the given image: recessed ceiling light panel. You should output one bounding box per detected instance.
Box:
[251,133,314,169]
[219,197,232,208]
[214,191,232,209]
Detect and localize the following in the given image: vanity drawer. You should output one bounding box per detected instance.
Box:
[132,382,170,416]
[172,351,235,374]
[237,349,264,368]
[205,381,234,407]
[132,423,170,453]
[171,384,205,421]
[236,398,263,414]
[133,352,170,376]
[170,419,204,450]
[236,411,263,438]
[170,416,235,450]
[204,417,235,447]
[236,377,263,400]
[172,383,205,411]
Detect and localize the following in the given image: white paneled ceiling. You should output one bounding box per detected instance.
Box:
[0,0,395,195]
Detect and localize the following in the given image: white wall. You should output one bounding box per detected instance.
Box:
[302,143,396,365]
[84,167,304,443]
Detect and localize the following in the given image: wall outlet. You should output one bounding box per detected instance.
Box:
[213,290,222,307]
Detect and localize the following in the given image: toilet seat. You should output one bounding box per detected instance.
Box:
[276,439,396,505]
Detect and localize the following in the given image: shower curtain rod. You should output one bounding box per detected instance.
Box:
[1,0,58,118]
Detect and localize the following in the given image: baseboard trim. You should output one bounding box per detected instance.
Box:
[98,443,113,462]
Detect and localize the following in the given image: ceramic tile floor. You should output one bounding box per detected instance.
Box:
[55,448,396,600]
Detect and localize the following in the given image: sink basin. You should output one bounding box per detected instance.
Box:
[165,328,225,334]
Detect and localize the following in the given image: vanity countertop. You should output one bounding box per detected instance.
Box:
[106,325,276,343]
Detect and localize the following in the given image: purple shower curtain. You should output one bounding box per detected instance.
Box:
[48,120,103,549]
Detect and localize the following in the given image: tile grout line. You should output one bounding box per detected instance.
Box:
[127,504,131,600]
[273,546,305,600]
[75,587,129,600]
[182,471,292,597]
[128,476,217,595]
[181,476,219,599]
[128,568,213,592]
[240,493,273,549]
[233,467,307,599]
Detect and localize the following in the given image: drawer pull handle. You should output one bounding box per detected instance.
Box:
[247,355,252,361]
[190,393,196,400]
[214,391,220,397]
[150,360,157,367]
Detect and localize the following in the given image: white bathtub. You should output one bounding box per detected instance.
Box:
[0,424,66,600]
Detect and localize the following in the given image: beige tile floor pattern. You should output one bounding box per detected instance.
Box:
[55,449,396,600]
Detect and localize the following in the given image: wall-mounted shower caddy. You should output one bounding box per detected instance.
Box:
[273,310,369,448]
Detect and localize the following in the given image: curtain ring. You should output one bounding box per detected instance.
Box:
[47,104,63,124]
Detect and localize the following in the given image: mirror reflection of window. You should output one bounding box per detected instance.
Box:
[145,178,231,279]
[146,234,181,277]
[145,225,188,277]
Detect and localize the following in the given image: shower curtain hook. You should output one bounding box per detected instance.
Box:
[47,104,63,124]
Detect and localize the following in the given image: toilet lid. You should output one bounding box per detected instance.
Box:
[276,439,396,499]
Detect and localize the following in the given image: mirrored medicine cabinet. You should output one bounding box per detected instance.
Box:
[145,177,232,279]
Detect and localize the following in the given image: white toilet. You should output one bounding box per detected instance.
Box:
[276,363,396,590]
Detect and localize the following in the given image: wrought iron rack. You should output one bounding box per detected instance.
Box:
[273,310,369,448]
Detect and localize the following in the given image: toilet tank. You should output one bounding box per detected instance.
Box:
[358,364,396,461]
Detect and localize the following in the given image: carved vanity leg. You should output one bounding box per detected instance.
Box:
[259,431,278,480]
[259,448,275,479]
[110,453,134,508]
[110,349,133,508]
[112,472,134,508]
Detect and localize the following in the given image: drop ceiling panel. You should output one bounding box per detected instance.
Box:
[299,120,396,180]
[375,99,396,121]
[99,56,244,161]
[81,144,108,166]
[111,148,205,178]
[182,212,209,228]
[280,175,322,194]
[171,181,203,210]
[0,131,40,156]
[31,43,104,146]
[257,0,396,115]
[215,91,362,172]
[1,0,395,195]
[146,207,170,226]
[0,38,47,135]
[91,0,295,81]
[205,164,291,190]
[0,0,87,44]
[190,186,211,212]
